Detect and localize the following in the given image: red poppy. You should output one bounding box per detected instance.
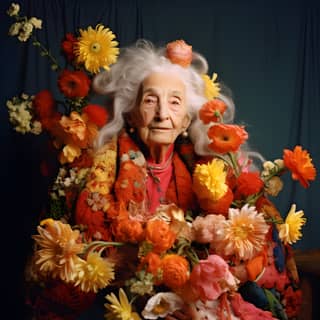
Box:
[236,171,264,197]
[199,99,227,124]
[208,124,248,154]
[61,33,78,62]
[82,104,108,127]
[283,145,316,188]
[58,69,91,98]
[33,89,55,120]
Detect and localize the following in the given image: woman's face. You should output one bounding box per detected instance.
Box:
[129,72,190,152]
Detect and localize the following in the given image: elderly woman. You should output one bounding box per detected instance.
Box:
[28,40,302,320]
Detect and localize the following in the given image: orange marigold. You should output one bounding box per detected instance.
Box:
[283,145,316,188]
[145,219,176,253]
[112,217,144,243]
[199,99,227,124]
[236,171,264,197]
[208,124,248,154]
[161,254,189,289]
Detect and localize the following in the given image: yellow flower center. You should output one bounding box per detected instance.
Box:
[90,42,101,53]
[233,224,253,240]
[152,298,170,315]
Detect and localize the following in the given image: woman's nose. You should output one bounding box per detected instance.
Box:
[155,101,169,121]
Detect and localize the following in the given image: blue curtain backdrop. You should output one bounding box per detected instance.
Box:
[0,0,319,318]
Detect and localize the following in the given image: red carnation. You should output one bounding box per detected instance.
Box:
[82,104,108,127]
[33,89,55,120]
[58,69,91,98]
[236,171,264,197]
[61,33,78,62]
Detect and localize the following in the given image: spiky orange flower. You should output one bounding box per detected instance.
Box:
[32,219,84,282]
[283,145,316,188]
[199,99,227,124]
[208,124,248,154]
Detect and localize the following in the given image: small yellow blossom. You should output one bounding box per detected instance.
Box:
[105,288,141,320]
[278,204,306,245]
[59,144,82,164]
[6,3,20,16]
[29,17,42,29]
[74,252,115,293]
[264,176,284,197]
[193,158,227,201]
[202,73,220,100]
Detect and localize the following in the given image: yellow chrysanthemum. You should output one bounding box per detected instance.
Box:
[193,158,228,201]
[105,288,141,320]
[32,218,84,282]
[202,73,221,100]
[278,204,306,245]
[215,204,270,261]
[74,252,115,293]
[75,24,119,74]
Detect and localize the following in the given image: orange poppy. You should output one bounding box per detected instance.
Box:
[208,124,248,154]
[283,145,316,188]
[199,99,227,124]
[166,40,193,67]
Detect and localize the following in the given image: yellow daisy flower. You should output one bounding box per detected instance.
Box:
[193,158,228,201]
[278,204,306,245]
[74,252,115,293]
[105,288,141,320]
[75,24,119,74]
[32,218,84,282]
[202,73,221,100]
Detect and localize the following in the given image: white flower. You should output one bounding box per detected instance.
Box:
[265,176,283,196]
[29,17,42,29]
[8,22,22,36]
[22,22,33,34]
[7,3,20,16]
[142,292,184,319]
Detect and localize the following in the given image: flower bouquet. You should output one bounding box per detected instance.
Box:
[6,3,317,320]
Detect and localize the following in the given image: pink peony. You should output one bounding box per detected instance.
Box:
[189,254,238,301]
[192,214,226,243]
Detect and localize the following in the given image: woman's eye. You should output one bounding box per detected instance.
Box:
[144,97,157,105]
[170,98,181,106]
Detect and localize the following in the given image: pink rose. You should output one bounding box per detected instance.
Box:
[189,255,237,301]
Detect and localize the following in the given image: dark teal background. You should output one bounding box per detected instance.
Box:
[0,0,319,318]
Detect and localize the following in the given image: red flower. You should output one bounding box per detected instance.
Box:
[82,104,108,127]
[236,171,264,197]
[58,69,91,98]
[283,286,302,318]
[200,187,234,217]
[199,99,227,124]
[33,89,55,120]
[208,124,248,154]
[61,33,78,62]
[283,145,316,188]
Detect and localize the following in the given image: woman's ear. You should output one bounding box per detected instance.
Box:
[181,113,191,132]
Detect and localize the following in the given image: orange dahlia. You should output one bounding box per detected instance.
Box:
[208,124,248,154]
[236,171,264,197]
[199,99,227,124]
[283,145,316,188]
